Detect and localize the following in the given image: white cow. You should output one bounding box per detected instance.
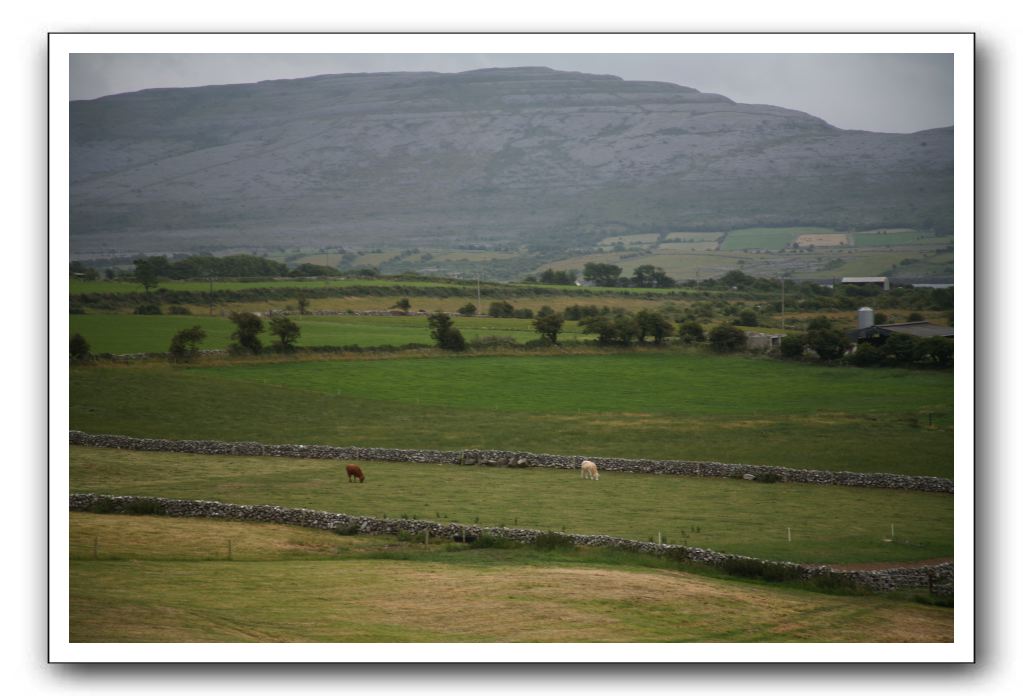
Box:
[580,460,599,480]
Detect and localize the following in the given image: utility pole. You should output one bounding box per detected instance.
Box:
[780,277,785,331]
[208,275,214,316]
[477,272,482,311]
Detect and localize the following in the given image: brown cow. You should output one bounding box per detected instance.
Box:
[346,464,365,483]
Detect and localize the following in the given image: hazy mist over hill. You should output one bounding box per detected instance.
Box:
[69,66,953,256]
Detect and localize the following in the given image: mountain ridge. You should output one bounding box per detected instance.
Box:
[69,67,953,255]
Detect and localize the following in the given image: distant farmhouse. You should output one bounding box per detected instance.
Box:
[841,276,890,291]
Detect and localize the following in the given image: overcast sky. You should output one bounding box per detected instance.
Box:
[70,53,952,134]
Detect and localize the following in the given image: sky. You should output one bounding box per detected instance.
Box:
[69,53,953,134]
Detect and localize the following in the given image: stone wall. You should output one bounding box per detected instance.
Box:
[69,431,954,493]
[68,493,954,595]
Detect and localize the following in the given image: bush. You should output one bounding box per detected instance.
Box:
[269,316,301,351]
[737,309,759,327]
[914,336,953,367]
[806,328,850,361]
[167,305,192,315]
[469,335,518,350]
[532,531,576,551]
[677,321,705,344]
[708,325,747,353]
[779,333,806,359]
[168,325,207,362]
[848,342,885,367]
[469,534,521,549]
[488,301,515,318]
[458,303,477,316]
[70,333,91,360]
[720,557,803,582]
[332,523,361,536]
[134,303,162,315]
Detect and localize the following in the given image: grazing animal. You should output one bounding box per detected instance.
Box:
[580,460,599,481]
[346,464,365,483]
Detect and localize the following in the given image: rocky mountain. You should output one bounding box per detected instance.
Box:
[70,66,953,254]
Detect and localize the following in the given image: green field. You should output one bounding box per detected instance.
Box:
[720,227,831,251]
[69,447,952,564]
[69,513,953,642]
[70,352,953,477]
[69,277,465,295]
[853,230,944,247]
[69,314,578,354]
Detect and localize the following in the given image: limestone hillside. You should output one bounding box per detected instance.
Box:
[70,66,953,253]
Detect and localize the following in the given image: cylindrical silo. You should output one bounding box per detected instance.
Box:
[858,307,875,329]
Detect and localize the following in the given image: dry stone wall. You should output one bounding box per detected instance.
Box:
[68,493,954,595]
[69,431,954,493]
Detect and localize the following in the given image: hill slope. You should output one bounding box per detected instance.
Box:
[70,67,953,253]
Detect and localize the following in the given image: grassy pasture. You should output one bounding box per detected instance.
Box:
[69,277,466,295]
[853,230,944,247]
[720,227,830,251]
[69,513,953,642]
[70,352,953,477]
[69,314,585,354]
[69,448,952,564]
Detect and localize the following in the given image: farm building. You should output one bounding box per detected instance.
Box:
[850,321,954,342]
[745,332,784,351]
[841,276,890,290]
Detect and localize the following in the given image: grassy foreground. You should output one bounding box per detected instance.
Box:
[70,351,954,476]
[70,446,952,565]
[69,513,952,643]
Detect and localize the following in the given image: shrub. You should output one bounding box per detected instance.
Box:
[806,328,850,361]
[779,333,806,359]
[737,309,759,327]
[332,523,361,536]
[469,335,518,350]
[848,342,885,367]
[511,308,534,319]
[532,309,564,344]
[134,303,162,315]
[881,333,919,365]
[488,300,515,318]
[168,325,207,362]
[458,302,477,316]
[533,531,576,551]
[167,305,192,315]
[708,325,747,353]
[677,321,705,344]
[721,557,803,582]
[914,336,953,367]
[469,534,521,549]
[70,333,91,360]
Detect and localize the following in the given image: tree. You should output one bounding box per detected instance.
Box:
[393,298,412,312]
[635,310,674,344]
[133,257,163,295]
[70,333,90,360]
[269,316,301,351]
[805,316,834,331]
[806,328,849,361]
[538,268,577,285]
[296,293,310,315]
[582,262,623,287]
[779,333,806,359]
[427,312,466,351]
[677,321,705,344]
[632,265,675,288]
[579,315,617,345]
[532,308,565,344]
[168,325,207,362]
[229,312,264,354]
[458,303,477,316]
[708,325,747,353]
